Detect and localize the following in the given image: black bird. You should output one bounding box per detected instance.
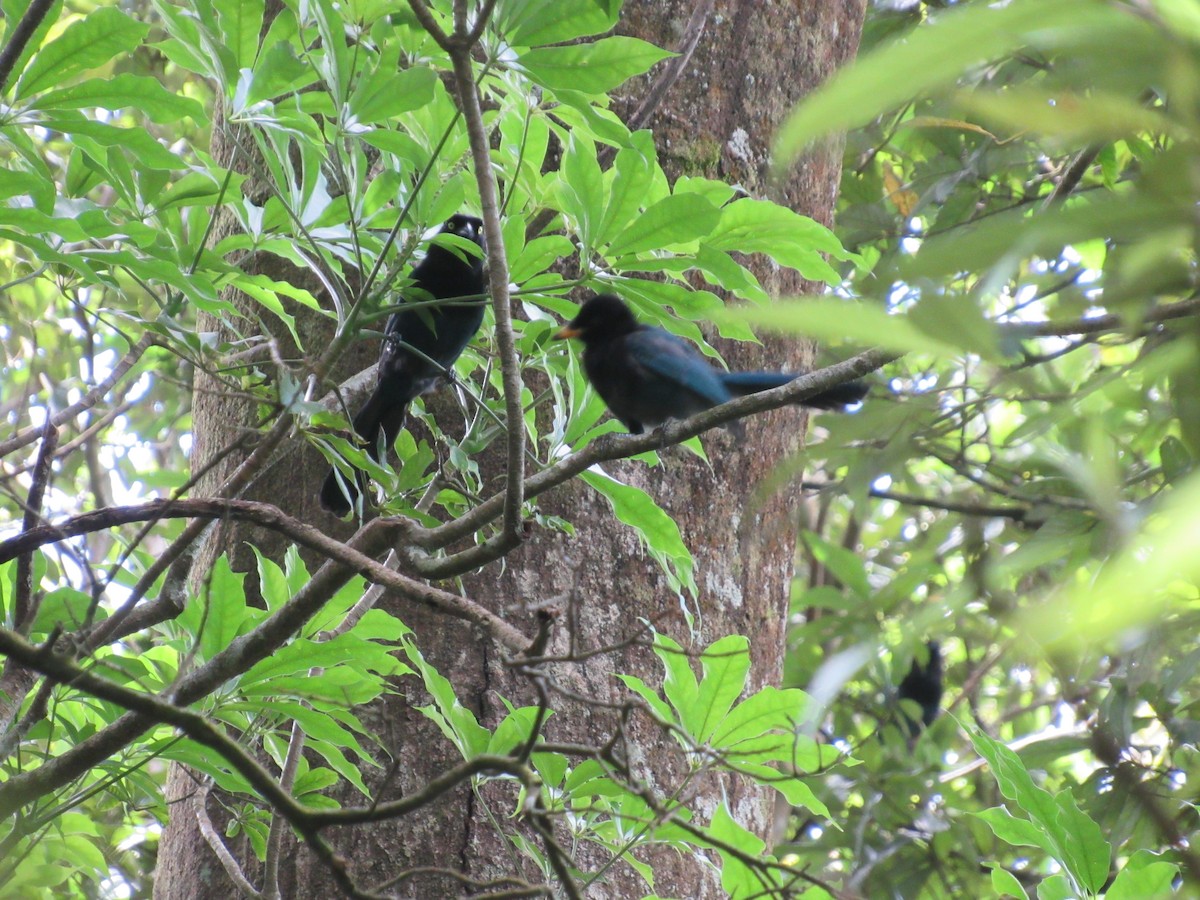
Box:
[896,640,943,735]
[320,214,486,515]
[553,293,867,434]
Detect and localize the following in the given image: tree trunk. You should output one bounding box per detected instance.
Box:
[154,1,865,896]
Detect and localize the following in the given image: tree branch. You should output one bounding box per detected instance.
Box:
[13,421,58,633]
[402,348,896,558]
[625,0,714,134]
[447,16,526,543]
[0,332,157,460]
[1007,296,1200,338]
[0,0,56,94]
[197,789,263,900]
[0,497,529,650]
[799,480,1032,522]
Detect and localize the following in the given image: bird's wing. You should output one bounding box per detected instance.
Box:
[625,328,730,406]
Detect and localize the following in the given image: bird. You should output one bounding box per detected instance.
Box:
[896,640,943,736]
[553,293,868,434]
[320,214,486,515]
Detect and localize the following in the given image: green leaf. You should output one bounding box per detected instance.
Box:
[615,673,676,724]
[693,635,750,742]
[240,40,314,110]
[29,586,95,636]
[557,133,604,249]
[908,292,1002,361]
[499,0,619,46]
[28,73,205,123]
[510,234,574,284]
[693,244,769,306]
[241,668,391,705]
[1052,790,1111,893]
[910,195,1187,285]
[1104,851,1178,900]
[213,0,265,69]
[1035,872,1074,900]
[970,726,1111,892]
[405,642,491,758]
[41,115,186,170]
[488,706,545,756]
[519,37,673,95]
[706,198,851,282]
[773,0,1142,163]
[16,8,150,99]
[707,802,775,900]
[725,298,958,356]
[975,807,1053,853]
[0,166,53,208]
[988,866,1030,900]
[241,642,355,685]
[350,63,437,124]
[532,751,568,788]
[801,532,872,600]
[956,88,1181,144]
[736,763,829,817]
[650,633,701,732]
[675,175,738,208]
[596,136,665,247]
[606,193,721,259]
[183,556,251,663]
[581,469,696,596]
[1025,469,1200,645]
[721,731,835,774]
[710,686,810,750]
[307,737,372,796]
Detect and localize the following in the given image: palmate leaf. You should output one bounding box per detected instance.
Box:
[970,726,1111,894]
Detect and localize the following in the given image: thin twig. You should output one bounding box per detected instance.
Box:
[799,481,1031,522]
[0,333,158,460]
[13,421,58,633]
[626,0,714,133]
[0,0,56,94]
[1005,295,1200,338]
[197,788,263,899]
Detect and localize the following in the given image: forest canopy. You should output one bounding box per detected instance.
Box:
[0,0,1197,897]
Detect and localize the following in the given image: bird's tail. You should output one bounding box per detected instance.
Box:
[318,381,414,515]
[720,372,868,409]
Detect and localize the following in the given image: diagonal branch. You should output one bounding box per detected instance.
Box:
[399,348,896,564]
[1006,295,1200,338]
[0,332,158,460]
[0,0,56,94]
[0,497,528,650]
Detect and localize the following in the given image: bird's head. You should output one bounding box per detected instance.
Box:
[442,214,484,247]
[554,294,639,343]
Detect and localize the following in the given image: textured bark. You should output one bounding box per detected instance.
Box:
[154,1,866,897]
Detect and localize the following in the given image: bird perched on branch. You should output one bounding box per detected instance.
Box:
[896,640,943,736]
[320,214,486,515]
[553,293,867,434]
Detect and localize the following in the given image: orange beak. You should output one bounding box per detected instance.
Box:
[554,325,581,340]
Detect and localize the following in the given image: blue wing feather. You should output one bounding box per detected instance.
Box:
[625,329,731,407]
